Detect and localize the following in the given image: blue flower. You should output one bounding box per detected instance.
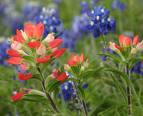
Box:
[82,83,88,89]
[23,2,42,21]
[72,14,89,37]
[59,79,88,101]
[54,0,62,4]
[59,81,76,101]
[86,6,116,38]
[62,14,90,51]
[112,0,127,11]
[3,14,24,34]
[0,2,7,15]
[132,62,143,75]
[62,30,77,51]
[90,0,101,5]
[0,40,10,66]
[80,1,90,14]
[34,7,64,36]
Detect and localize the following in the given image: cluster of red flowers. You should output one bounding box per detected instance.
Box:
[7,22,86,102]
[7,22,66,81]
[109,34,143,54]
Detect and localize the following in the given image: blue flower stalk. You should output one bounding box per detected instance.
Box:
[86,6,116,38]
[23,2,42,21]
[34,7,64,37]
[112,0,127,12]
[0,39,10,66]
[59,81,76,101]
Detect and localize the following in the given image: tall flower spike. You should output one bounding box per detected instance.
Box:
[0,40,10,66]
[34,7,63,36]
[86,6,116,38]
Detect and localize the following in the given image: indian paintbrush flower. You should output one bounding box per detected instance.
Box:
[7,22,67,81]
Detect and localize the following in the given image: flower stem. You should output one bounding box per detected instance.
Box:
[73,84,88,116]
[37,66,59,113]
[81,99,88,116]
[125,65,132,116]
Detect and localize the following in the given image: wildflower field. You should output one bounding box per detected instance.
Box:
[0,0,143,116]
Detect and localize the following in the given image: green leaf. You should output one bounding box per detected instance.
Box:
[80,67,104,78]
[98,53,122,63]
[31,74,41,81]
[67,77,79,83]
[103,67,128,83]
[46,80,60,92]
[71,66,80,75]
[23,89,47,102]
[128,57,143,69]
[78,85,85,99]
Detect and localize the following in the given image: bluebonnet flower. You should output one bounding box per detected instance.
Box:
[72,14,89,37]
[0,40,10,66]
[34,7,64,36]
[1,0,23,34]
[0,2,7,15]
[86,6,116,38]
[112,0,127,11]
[54,0,62,4]
[59,81,76,101]
[90,0,101,5]
[62,14,89,51]
[23,2,42,21]
[132,62,143,75]
[3,13,24,34]
[62,30,77,51]
[82,83,88,89]
[80,1,90,14]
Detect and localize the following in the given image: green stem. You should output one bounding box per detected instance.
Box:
[90,35,96,56]
[125,65,132,116]
[102,35,106,49]
[129,77,143,115]
[81,99,88,116]
[111,74,127,104]
[37,66,59,113]
[74,83,88,116]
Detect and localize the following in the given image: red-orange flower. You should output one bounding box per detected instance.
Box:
[36,55,51,63]
[28,41,41,48]
[7,49,21,57]
[12,92,24,102]
[18,73,33,80]
[24,22,44,39]
[49,38,63,48]
[68,54,85,66]
[119,34,132,47]
[53,70,68,82]
[133,35,140,45]
[7,57,23,65]
[51,48,66,58]
[13,30,25,43]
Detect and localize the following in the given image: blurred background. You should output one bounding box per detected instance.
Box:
[0,0,143,115]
